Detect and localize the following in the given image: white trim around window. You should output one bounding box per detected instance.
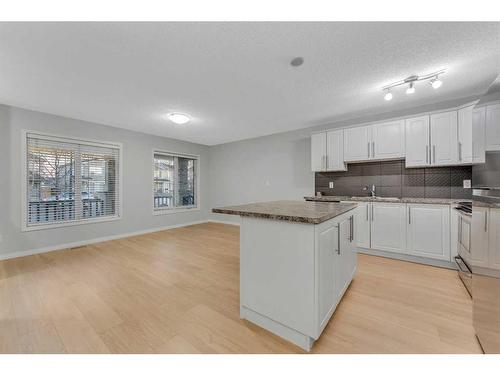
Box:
[21,130,123,232]
[152,149,200,215]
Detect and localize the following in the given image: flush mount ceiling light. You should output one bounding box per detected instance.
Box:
[167,113,191,125]
[382,69,445,100]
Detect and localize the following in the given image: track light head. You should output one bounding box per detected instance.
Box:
[406,82,415,94]
[384,90,393,101]
[431,76,442,89]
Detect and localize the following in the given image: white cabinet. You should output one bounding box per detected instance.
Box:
[354,202,370,249]
[486,103,500,151]
[430,110,458,166]
[372,120,405,159]
[370,203,407,254]
[458,105,473,164]
[344,121,405,162]
[343,125,372,162]
[407,204,450,261]
[317,213,356,333]
[311,132,327,172]
[472,106,486,164]
[471,206,489,267]
[488,208,500,270]
[311,130,346,172]
[317,224,338,328]
[326,129,346,171]
[405,115,430,167]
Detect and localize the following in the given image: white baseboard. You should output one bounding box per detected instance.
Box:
[208,219,240,226]
[357,248,456,269]
[0,220,214,261]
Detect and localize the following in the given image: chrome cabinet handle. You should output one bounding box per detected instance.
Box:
[433,145,436,164]
[458,142,462,161]
[408,206,411,224]
[350,215,354,242]
[458,216,462,246]
[367,142,370,158]
[337,224,341,254]
[371,204,374,221]
[325,155,328,170]
[426,145,429,164]
[485,211,488,232]
[366,204,369,221]
[372,141,375,158]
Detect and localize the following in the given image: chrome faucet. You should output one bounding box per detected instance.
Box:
[363,184,376,197]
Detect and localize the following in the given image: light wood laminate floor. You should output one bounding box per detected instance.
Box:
[0,222,482,353]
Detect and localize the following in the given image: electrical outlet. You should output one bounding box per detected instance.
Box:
[329,181,334,189]
[463,179,471,189]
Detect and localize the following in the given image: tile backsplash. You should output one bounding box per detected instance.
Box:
[315,160,472,199]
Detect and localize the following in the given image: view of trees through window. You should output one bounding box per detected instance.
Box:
[153,153,196,210]
[26,135,119,226]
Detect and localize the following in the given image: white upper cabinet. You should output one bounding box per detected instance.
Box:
[406,204,450,261]
[430,110,458,166]
[311,132,327,172]
[326,129,346,172]
[472,106,486,164]
[372,120,405,159]
[457,105,473,164]
[344,121,405,162]
[485,103,500,151]
[405,115,430,167]
[343,125,372,162]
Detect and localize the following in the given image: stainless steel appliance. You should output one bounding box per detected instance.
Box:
[472,152,500,353]
[454,201,473,297]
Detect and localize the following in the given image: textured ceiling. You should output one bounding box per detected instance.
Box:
[0,22,499,145]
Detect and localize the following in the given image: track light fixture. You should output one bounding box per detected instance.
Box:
[382,69,445,100]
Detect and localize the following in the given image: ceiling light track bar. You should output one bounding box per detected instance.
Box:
[382,69,446,91]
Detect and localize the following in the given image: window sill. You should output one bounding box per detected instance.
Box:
[22,215,122,232]
[153,207,200,216]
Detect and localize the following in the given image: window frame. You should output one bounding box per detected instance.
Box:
[21,130,123,232]
[152,149,200,215]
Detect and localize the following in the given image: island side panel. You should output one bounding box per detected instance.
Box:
[240,216,316,338]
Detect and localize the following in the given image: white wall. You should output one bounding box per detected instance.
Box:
[0,104,210,259]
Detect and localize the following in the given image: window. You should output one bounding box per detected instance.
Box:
[24,132,121,230]
[153,151,198,213]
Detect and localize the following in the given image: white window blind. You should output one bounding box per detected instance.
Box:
[26,133,120,228]
[153,152,198,211]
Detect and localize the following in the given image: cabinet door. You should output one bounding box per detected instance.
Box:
[317,223,337,328]
[372,120,405,159]
[430,111,458,166]
[407,204,450,261]
[336,216,354,302]
[326,129,346,171]
[343,125,372,162]
[405,115,430,167]
[488,208,500,270]
[485,104,500,151]
[458,106,473,164]
[472,107,486,164]
[471,206,489,267]
[355,202,370,248]
[311,132,327,172]
[370,203,407,254]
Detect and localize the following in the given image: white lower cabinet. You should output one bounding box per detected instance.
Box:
[317,213,356,334]
[488,208,500,270]
[470,206,489,268]
[406,204,450,261]
[353,202,453,263]
[370,203,407,254]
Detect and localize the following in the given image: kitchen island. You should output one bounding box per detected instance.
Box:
[212,200,358,351]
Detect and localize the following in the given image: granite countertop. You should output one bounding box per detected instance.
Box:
[212,200,357,224]
[304,196,472,205]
